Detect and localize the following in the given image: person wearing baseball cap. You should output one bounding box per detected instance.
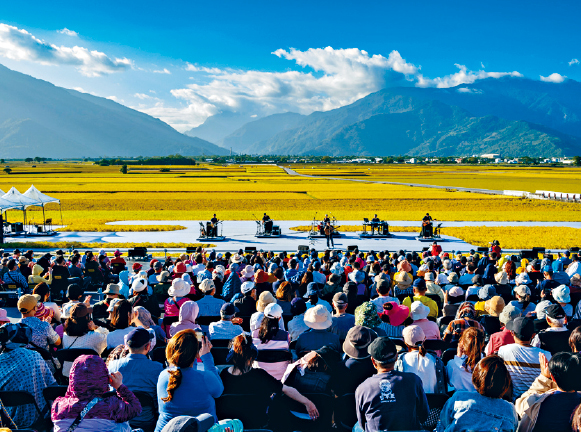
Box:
[355,337,429,432]
[233,281,257,316]
[197,278,226,317]
[208,303,243,341]
[508,284,536,315]
[128,278,160,323]
[530,304,572,355]
[106,327,163,430]
[19,294,61,352]
[402,277,438,319]
[330,292,355,341]
[498,316,552,398]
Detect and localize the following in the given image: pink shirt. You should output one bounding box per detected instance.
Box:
[413,319,441,341]
[486,327,515,355]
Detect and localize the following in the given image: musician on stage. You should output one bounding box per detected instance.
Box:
[324,221,335,248]
[371,214,380,234]
[261,213,273,234]
[210,214,219,236]
[420,213,434,238]
[323,214,331,224]
[262,213,270,223]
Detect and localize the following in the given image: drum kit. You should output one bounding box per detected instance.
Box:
[197,220,226,242]
[255,216,282,238]
[308,214,341,239]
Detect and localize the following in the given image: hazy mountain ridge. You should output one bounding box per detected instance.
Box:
[0,64,228,158]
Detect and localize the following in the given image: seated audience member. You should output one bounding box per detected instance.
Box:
[447,327,486,392]
[129,277,160,322]
[443,302,484,344]
[377,301,409,339]
[304,282,333,313]
[233,281,257,316]
[509,285,536,315]
[486,304,520,355]
[439,355,518,432]
[220,334,319,426]
[162,278,191,337]
[93,283,122,320]
[392,271,413,298]
[530,304,572,354]
[288,298,310,342]
[321,273,343,301]
[169,301,201,337]
[32,282,58,322]
[29,262,52,285]
[156,330,223,431]
[275,281,293,315]
[283,346,341,394]
[395,325,446,394]
[0,323,56,428]
[208,303,244,340]
[196,279,225,317]
[402,278,438,318]
[355,337,429,432]
[252,303,291,380]
[251,291,285,332]
[517,352,581,432]
[494,270,514,301]
[51,355,141,431]
[498,316,552,399]
[134,306,167,347]
[409,301,441,341]
[109,328,164,432]
[443,286,466,317]
[148,261,164,285]
[474,284,496,316]
[371,280,399,310]
[332,326,378,397]
[107,299,135,349]
[296,304,341,357]
[62,303,108,376]
[424,272,444,303]
[479,295,505,336]
[2,259,30,292]
[552,284,573,318]
[355,302,388,337]
[18,294,61,352]
[18,255,32,280]
[330,292,355,341]
[61,283,92,320]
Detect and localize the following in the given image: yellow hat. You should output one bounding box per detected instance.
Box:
[17,294,38,314]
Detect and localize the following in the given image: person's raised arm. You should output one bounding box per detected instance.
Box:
[199,336,224,398]
[109,371,143,422]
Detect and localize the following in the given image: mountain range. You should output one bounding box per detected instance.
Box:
[0,64,227,158]
[189,77,581,157]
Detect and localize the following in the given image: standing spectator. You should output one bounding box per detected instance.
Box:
[156,330,223,430]
[498,317,552,399]
[52,355,142,431]
[439,355,518,432]
[355,337,429,432]
[109,328,164,432]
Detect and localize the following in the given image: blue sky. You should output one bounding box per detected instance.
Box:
[1,0,579,131]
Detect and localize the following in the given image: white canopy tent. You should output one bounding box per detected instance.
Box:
[23,185,62,230]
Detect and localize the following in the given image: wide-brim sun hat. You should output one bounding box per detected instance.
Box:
[304,304,333,330]
[256,291,277,312]
[343,325,378,359]
[231,254,243,264]
[168,278,191,297]
[553,284,571,303]
[410,301,430,320]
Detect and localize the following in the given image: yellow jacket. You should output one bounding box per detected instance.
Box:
[28,264,52,285]
[402,294,439,318]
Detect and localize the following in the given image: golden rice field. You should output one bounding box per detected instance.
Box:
[0,161,580,248]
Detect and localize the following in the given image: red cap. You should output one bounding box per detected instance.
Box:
[132,263,142,271]
[175,262,187,273]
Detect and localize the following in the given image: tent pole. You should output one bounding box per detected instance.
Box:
[42,205,46,233]
[59,203,63,229]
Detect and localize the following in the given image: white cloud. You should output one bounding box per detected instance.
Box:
[0,23,132,76]
[569,58,579,66]
[106,95,121,102]
[540,73,566,83]
[57,28,78,37]
[134,93,152,100]
[457,87,483,94]
[185,63,223,74]
[480,62,485,68]
[416,64,523,88]
[153,68,171,74]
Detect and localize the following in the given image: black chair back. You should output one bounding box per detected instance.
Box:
[111,263,126,275]
[216,393,271,429]
[441,348,456,365]
[426,393,450,410]
[210,339,231,348]
[0,390,42,429]
[256,349,292,363]
[56,348,98,363]
[43,385,68,404]
[197,316,221,327]
[211,347,230,365]
[335,393,357,431]
[390,338,408,354]
[423,339,448,354]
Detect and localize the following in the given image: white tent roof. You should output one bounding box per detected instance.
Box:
[2,187,43,209]
[23,185,60,205]
[0,196,23,212]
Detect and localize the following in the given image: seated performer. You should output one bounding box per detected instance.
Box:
[262,213,273,234]
[371,214,380,234]
[420,213,433,238]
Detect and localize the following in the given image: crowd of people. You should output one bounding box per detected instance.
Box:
[1,244,581,431]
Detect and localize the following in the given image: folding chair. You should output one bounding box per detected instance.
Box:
[334,393,357,432]
[288,392,334,432]
[216,393,271,429]
[0,390,45,430]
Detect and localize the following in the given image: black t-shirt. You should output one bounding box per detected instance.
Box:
[533,392,581,432]
[331,357,376,396]
[220,367,283,397]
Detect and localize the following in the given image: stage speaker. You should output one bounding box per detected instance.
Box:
[520,250,537,260]
[347,245,359,252]
[570,247,580,252]
[244,247,256,254]
[298,245,309,252]
[422,247,429,252]
[532,247,546,256]
[477,247,488,253]
[186,247,196,254]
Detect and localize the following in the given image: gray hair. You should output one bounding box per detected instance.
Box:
[547,316,566,327]
[134,306,155,328]
[442,259,452,270]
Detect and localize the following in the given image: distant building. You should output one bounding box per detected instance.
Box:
[481,153,501,159]
[405,158,417,164]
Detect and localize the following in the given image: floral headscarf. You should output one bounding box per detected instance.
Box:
[355,302,382,328]
[455,302,477,320]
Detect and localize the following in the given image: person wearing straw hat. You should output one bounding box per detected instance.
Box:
[296,304,340,357]
[93,283,122,320]
[250,291,285,332]
[393,271,413,298]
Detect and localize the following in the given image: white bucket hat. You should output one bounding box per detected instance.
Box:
[132,278,148,293]
[168,278,190,297]
[304,304,333,330]
[199,279,216,294]
[410,301,430,320]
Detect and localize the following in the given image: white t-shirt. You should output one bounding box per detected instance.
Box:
[447,355,477,392]
[371,296,400,311]
[497,343,551,399]
[396,351,437,393]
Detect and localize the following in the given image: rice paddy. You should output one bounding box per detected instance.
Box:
[1,161,580,248]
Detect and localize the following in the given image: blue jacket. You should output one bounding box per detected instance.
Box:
[222,272,241,302]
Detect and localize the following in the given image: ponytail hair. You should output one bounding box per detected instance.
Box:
[162,329,199,402]
[417,340,427,357]
[460,327,485,372]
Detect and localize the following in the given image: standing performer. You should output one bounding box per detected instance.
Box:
[323,214,331,224]
[210,214,219,236]
[371,214,380,235]
[324,221,335,249]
